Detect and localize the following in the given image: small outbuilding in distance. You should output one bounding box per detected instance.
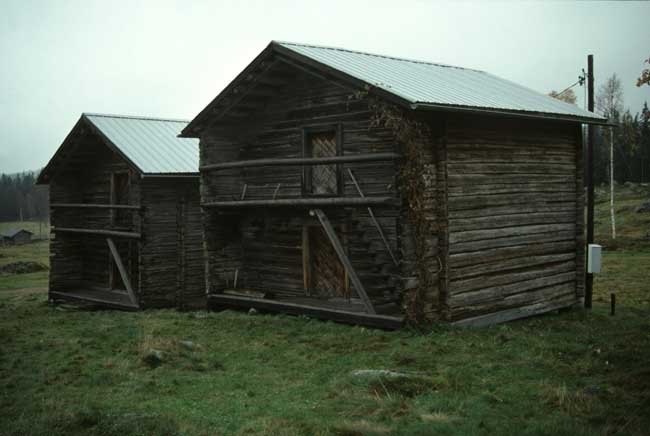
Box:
[37,113,203,310]
[181,41,607,328]
[0,228,33,245]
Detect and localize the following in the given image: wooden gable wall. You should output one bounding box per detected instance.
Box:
[200,68,406,313]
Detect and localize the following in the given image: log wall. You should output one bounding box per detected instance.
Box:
[443,115,583,325]
[139,178,204,308]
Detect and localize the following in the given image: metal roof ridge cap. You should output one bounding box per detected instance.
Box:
[274,40,486,73]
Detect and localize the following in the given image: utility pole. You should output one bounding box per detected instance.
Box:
[585,54,595,309]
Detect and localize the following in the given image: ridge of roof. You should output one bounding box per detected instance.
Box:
[83,112,191,123]
[274,40,485,73]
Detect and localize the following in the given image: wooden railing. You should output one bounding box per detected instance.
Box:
[200,153,401,172]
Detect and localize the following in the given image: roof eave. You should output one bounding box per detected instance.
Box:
[411,102,612,126]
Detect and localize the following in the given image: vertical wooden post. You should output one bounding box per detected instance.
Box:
[302,225,311,295]
[585,54,595,309]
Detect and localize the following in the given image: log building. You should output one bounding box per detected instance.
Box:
[183,41,607,327]
[37,113,203,310]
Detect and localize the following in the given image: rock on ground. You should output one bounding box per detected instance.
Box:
[635,202,650,213]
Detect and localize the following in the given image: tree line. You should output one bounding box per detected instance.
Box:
[0,171,49,223]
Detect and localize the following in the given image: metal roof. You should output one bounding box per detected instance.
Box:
[276,41,605,123]
[84,114,199,174]
[181,40,606,136]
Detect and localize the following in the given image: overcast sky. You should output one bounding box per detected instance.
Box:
[1,0,648,173]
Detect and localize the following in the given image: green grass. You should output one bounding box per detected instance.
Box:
[0,239,49,290]
[0,188,649,436]
[0,259,648,436]
[593,183,650,250]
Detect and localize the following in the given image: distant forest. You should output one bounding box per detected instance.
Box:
[591,102,650,185]
[0,171,48,223]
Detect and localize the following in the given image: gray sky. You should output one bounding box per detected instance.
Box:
[1,0,648,173]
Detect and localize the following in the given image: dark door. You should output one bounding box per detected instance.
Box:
[306,225,348,298]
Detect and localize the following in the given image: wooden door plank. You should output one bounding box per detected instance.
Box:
[310,209,376,314]
[106,237,138,307]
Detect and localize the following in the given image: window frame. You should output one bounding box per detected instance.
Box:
[301,124,343,197]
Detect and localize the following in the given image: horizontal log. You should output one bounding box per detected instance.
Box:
[449,230,576,254]
[51,203,142,210]
[200,153,401,171]
[52,226,142,239]
[202,197,399,208]
[452,291,578,327]
[450,252,576,280]
[449,223,575,244]
[449,211,576,232]
[450,240,576,267]
[450,262,577,295]
[449,271,577,309]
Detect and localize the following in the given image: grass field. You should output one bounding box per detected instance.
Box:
[0,189,648,436]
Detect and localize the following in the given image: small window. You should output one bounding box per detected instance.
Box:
[303,128,340,196]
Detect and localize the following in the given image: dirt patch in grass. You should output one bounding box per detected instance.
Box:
[0,261,48,275]
[351,370,448,398]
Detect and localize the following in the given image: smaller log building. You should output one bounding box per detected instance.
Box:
[0,229,33,245]
[37,113,203,310]
[182,41,607,328]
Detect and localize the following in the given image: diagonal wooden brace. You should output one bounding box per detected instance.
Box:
[347,169,399,267]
